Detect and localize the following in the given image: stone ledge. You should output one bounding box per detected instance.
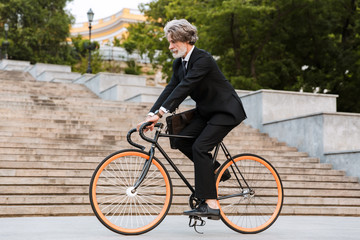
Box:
[100,83,163,101]
[242,88,338,98]
[83,72,148,97]
[324,149,360,155]
[0,60,31,71]
[73,73,95,84]
[263,111,360,125]
[241,90,338,132]
[28,63,72,79]
[37,71,82,82]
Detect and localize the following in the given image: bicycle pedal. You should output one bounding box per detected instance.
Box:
[188,216,206,234]
[189,216,206,226]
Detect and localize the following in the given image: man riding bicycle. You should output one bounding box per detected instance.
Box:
[137,19,247,219]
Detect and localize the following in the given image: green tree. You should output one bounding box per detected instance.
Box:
[70,35,102,74]
[121,19,172,79]
[124,0,360,113]
[124,59,142,75]
[0,0,75,64]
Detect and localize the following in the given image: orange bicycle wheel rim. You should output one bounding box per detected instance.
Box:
[216,154,283,233]
[91,151,172,234]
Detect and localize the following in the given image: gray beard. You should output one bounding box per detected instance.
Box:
[171,45,187,58]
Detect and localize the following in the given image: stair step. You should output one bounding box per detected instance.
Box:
[281,206,360,216]
[0,169,357,184]
[0,205,93,217]
[1,205,359,217]
[3,195,358,207]
[1,184,360,198]
[1,176,359,191]
[0,160,340,174]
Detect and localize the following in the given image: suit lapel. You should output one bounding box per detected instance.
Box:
[174,58,185,80]
[186,47,200,72]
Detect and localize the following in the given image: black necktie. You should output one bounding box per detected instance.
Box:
[182,60,187,74]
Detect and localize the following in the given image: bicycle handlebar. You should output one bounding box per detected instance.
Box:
[127,128,145,150]
[127,122,164,150]
[139,122,164,143]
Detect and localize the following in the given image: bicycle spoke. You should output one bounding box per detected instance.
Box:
[217,154,283,233]
[90,151,172,235]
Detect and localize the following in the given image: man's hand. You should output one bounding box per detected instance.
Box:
[136,115,160,132]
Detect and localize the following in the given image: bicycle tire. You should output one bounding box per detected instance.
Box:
[89,149,173,235]
[216,153,283,234]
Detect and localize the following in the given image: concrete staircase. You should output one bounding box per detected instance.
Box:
[0,70,359,217]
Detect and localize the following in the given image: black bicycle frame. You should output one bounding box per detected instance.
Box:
[129,122,252,199]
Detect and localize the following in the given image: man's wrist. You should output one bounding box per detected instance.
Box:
[154,110,163,118]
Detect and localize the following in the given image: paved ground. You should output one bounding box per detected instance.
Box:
[0,216,359,240]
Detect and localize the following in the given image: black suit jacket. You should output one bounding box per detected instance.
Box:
[150,47,247,126]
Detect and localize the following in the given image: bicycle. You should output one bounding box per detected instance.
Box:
[89,122,284,235]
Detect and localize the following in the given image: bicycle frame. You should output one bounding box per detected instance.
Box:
[128,122,252,200]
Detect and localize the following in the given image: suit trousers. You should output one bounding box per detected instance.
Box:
[173,114,237,199]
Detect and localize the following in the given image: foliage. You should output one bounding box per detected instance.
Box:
[112,36,121,47]
[120,20,172,79]
[71,50,103,74]
[0,0,76,65]
[123,0,360,113]
[70,35,103,74]
[124,60,142,75]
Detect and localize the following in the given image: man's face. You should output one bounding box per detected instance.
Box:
[168,36,188,58]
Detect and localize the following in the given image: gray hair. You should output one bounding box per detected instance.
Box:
[164,19,198,45]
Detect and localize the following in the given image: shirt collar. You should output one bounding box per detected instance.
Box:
[182,45,195,62]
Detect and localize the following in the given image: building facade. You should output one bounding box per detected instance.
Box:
[70,8,146,46]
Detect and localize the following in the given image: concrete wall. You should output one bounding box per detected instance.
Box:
[37,71,81,82]
[241,89,338,131]
[73,74,95,84]
[126,93,160,103]
[83,72,147,97]
[97,73,146,92]
[323,113,360,178]
[0,60,31,71]
[262,113,325,160]
[262,113,360,157]
[325,151,360,180]
[323,113,360,153]
[102,84,164,102]
[240,90,360,180]
[241,91,263,130]
[28,63,71,79]
[262,112,360,179]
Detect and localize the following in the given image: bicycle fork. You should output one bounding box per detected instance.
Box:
[132,127,161,192]
[131,144,156,193]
